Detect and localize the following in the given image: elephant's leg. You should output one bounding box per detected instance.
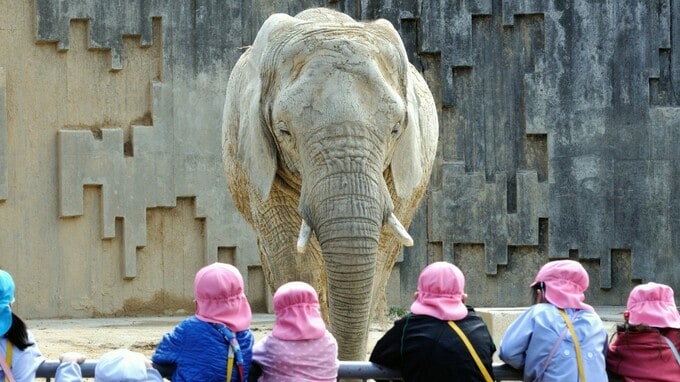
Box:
[253,178,328,319]
[372,234,403,322]
[372,182,428,321]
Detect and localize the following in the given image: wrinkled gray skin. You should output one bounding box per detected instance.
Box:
[222,8,438,360]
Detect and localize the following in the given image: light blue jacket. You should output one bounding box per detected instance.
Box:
[499,303,608,382]
[0,332,45,382]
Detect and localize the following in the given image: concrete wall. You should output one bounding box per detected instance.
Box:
[0,0,678,320]
[401,0,679,308]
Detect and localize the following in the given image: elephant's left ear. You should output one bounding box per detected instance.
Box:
[391,65,439,200]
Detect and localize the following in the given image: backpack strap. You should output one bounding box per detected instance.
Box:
[447,320,493,382]
[662,335,680,366]
[212,324,244,382]
[558,309,586,382]
[538,327,568,382]
[399,314,411,356]
[227,344,235,382]
[0,341,14,382]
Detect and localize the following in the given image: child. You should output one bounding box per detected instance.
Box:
[499,259,608,381]
[251,281,338,381]
[370,261,496,382]
[0,269,46,382]
[152,262,254,381]
[55,349,163,381]
[607,282,680,381]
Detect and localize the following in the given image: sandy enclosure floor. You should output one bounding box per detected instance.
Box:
[26,307,623,367]
[26,314,389,361]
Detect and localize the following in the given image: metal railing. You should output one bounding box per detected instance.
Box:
[35,360,524,381]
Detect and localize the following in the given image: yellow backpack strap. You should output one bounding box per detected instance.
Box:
[1,341,13,382]
[226,343,234,382]
[558,309,586,382]
[447,321,493,382]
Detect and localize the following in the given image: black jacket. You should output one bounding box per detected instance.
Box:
[369,307,496,382]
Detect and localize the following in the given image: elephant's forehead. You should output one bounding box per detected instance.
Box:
[276,54,403,112]
[278,29,404,82]
[281,50,397,89]
[275,70,404,129]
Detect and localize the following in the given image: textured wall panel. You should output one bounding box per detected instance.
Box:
[421,0,493,105]
[43,0,259,279]
[0,68,6,201]
[15,0,680,313]
[401,0,679,304]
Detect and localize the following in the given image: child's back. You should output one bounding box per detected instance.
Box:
[0,270,46,382]
[252,281,338,382]
[499,260,608,382]
[607,282,680,381]
[152,262,254,382]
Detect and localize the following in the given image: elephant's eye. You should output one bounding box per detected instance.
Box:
[277,121,291,136]
[391,122,401,137]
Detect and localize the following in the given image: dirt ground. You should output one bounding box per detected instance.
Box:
[26,308,622,363]
[26,314,390,361]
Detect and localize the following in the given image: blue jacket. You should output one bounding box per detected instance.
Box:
[499,304,608,382]
[152,316,254,382]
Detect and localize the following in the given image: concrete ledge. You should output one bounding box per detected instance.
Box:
[476,307,528,363]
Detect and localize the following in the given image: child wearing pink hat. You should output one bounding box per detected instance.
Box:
[250,281,338,381]
[499,259,608,382]
[152,262,254,381]
[0,269,46,382]
[607,282,680,381]
[370,261,496,382]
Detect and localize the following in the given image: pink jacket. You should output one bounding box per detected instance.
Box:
[607,328,680,381]
[252,282,338,381]
[252,331,338,382]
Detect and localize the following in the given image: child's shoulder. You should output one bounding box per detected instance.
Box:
[519,303,560,320]
[236,327,255,339]
[174,315,213,331]
[180,315,204,325]
[527,304,602,325]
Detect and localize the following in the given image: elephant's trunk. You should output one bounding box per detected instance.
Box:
[323,238,376,360]
[300,172,386,360]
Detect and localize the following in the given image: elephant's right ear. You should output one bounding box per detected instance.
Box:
[222,48,277,201]
[224,13,301,201]
[238,92,278,201]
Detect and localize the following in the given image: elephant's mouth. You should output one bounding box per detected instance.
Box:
[296,212,412,253]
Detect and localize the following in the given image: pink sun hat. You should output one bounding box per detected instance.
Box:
[271,281,327,340]
[194,262,252,332]
[410,262,468,321]
[626,282,680,328]
[530,259,593,311]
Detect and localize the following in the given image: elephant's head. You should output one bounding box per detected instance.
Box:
[222,8,438,360]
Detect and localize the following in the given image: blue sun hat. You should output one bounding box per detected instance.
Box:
[0,270,15,336]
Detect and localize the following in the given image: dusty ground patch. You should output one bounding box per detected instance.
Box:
[26,314,390,361]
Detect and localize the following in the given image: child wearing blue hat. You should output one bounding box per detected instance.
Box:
[56,349,163,382]
[0,269,46,381]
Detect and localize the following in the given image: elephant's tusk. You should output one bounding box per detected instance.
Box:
[297,219,312,253]
[388,213,414,247]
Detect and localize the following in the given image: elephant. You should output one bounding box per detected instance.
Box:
[221,7,438,360]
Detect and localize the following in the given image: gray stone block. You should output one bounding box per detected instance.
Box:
[0,68,6,201]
